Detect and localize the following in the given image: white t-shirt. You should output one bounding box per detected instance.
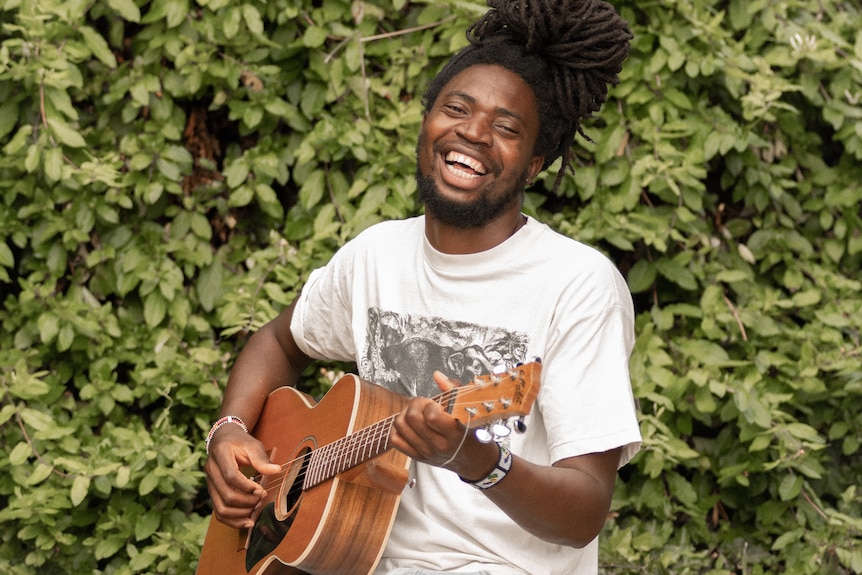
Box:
[290,215,641,575]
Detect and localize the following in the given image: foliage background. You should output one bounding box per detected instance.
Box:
[0,0,860,573]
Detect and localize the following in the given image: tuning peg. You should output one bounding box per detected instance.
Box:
[491,423,511,440]
[476,422,513,444]
[475,427,494,444]
[514,417,527,433]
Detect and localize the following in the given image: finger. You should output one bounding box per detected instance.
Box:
[433,370,461,392]
[212,436,277,493]
[391,399,439,454]
[393,398,463,462]
[220,463,265,498]
[205,464,261,529]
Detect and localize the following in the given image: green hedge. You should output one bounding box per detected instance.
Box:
[0,0,859,573]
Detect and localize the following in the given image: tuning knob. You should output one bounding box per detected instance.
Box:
[514,417,527,433]
[476,422,514,443]
[475,427,494,444]
[492,423,511,440]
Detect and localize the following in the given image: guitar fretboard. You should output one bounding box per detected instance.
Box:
[303,414,398,489]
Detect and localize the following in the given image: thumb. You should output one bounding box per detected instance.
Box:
[433,370,460,392]
[246,442,281,476]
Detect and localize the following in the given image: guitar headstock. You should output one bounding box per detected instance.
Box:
[438,361,541,429]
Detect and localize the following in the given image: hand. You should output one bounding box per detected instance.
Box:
[204,425,281,529]
[389,371,498,479]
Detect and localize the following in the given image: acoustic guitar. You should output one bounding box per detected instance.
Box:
[196,361,541,575]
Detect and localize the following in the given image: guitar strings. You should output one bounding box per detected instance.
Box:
[250,377,518,495]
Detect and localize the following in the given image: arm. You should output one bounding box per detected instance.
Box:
[204,300,313,529]
[389,372,620,548]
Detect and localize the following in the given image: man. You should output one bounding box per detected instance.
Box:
[204,1,641,573]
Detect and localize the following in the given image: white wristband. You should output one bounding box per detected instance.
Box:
[205,415,248,455]
[460,444,513,490]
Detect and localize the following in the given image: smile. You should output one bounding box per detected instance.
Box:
[444,151,488,179]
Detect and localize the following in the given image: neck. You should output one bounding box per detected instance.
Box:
[424,212,527,255]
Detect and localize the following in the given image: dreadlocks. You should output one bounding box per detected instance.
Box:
[422,0,633,191]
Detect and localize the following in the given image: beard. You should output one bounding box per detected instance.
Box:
[415,162,528,230]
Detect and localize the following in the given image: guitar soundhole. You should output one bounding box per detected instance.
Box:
[245,447,310,571]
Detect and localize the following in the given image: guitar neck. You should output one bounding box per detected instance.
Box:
[301,362,539,490]
[304,414,398,489]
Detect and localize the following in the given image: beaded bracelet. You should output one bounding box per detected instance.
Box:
[205,415,248,455]
[460,443,513,490]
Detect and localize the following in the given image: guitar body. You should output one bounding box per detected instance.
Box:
[197,375,411,575]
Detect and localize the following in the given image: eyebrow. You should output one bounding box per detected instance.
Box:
[443,90,526,123]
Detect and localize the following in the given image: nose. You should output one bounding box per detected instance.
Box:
[455,113,493,146]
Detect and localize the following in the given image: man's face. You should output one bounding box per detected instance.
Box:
[416,64,544,229]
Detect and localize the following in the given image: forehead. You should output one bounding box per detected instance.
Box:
[435,64,539,126]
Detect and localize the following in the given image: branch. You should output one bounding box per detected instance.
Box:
[15,411,72,479]
[723,292,748,341]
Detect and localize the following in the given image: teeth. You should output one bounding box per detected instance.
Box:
[445,152,487,176]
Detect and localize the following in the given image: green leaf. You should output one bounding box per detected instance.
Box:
[38,313,59,343]
[0,100,18,140]
[778,474,803,501]
[79,26,117,68]
[3,124,32,154]
[144,292,167,327]
[70,475,91,506]
[48,118,87,148]
[655,258,698,291]
[26,463,54,485]
[9,442,32,466]
[58,324,75,352]
[223,6,242,39]
[94,535,125,560]
[242,4,264,36]
[224,160,249,189]
[197,259,224,312]
[116,466,131,488]
[678,339,730,365]
[299,169,326,210]
[139,471,160,496]
[303,26,329,48]
[44,146,64,182]
[135,509,161,540]
[25,144,41,172]
[772,528,805,551]
[626,259,656,293]
[165,0,189,28]
[108,0,141,22]
[0,242,15,268]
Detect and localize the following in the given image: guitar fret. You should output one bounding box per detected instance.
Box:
[303,416,398,489]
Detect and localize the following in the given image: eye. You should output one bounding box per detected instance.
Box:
[495,122,520,137]
[444,103,467,115]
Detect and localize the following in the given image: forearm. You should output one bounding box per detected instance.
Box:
[391,376,622,548]
[485,451,619,547]
[218,301,311,428]
[452,438,620,547]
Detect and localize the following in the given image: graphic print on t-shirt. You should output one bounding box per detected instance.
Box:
[361,307,529,398]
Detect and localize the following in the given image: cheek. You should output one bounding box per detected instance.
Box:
[415,131,433,172]
[503,145,535,177]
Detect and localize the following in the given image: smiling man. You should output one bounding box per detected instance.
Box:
[416,64,543,240]
[204,1,641,574]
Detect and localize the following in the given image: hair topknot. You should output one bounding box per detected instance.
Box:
[422,0,633,190]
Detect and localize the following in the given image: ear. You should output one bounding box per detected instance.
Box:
[527,155,544,182]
